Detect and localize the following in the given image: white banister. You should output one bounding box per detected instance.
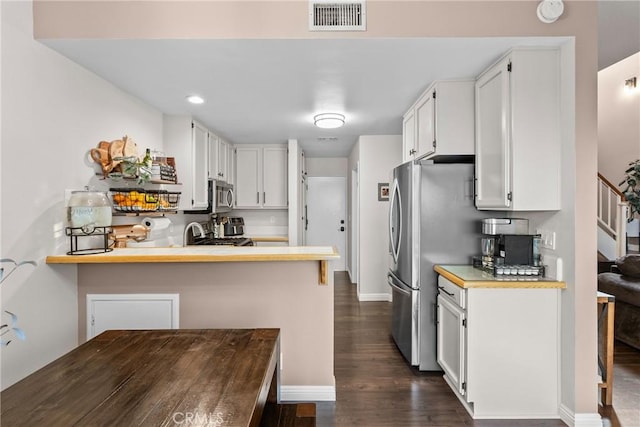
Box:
[597,173,629,258]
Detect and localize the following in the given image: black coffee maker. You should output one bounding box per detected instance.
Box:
[478,218,543,276]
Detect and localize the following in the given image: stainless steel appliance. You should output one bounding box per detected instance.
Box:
[214,180,235,214]
[388,161,492,370]
[223,217,245,237]
[185,220,253,246]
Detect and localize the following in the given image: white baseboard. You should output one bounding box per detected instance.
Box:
[280,385,336,402]
[358,293,391,302]
[559,404,603,427]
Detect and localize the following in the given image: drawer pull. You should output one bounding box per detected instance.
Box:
[438,286,455,297]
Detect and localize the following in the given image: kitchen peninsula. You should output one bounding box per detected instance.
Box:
[46,246,339,401]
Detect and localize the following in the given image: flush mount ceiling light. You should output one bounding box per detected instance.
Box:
[314,113,345,129]
[537,0,564,23]
[186,95,205,104]
[625,77,638,91]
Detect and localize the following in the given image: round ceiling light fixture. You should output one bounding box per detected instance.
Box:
[186,95,205,104]
[314,113,345,129]
[536,0,564,24]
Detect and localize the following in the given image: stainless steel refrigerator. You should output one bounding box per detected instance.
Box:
[387,160,491,370]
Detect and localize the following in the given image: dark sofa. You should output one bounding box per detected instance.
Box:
[598,254,640,350]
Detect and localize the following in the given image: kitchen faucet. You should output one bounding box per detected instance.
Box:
[183,222,206,246]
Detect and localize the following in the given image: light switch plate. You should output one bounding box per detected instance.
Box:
[537,229,556,250]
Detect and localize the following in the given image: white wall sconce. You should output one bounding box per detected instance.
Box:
[537,0,564,24]
[314,113,345,129]
[625,77,637,91]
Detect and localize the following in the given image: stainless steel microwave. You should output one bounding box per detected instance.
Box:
[213,180,234,213]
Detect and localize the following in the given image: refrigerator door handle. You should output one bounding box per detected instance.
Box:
[388,274,411,296]
[389,178,402,264]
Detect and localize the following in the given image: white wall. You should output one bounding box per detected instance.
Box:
[306,157,348,177]
[598,52,640,187]
[351,135,402,301]
[0,1,163,389]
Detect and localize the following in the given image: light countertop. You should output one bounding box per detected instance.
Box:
[249,236,289,242]
[434,265,566,289]
[46,246,339,264]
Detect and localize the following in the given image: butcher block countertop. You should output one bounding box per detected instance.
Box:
[250,236,289,243]
[0,329,280,427]
[434,265,566,289]
[46,246,338,264]
[46,246,339,285]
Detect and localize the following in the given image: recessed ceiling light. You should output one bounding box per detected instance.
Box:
[186,95,205,104]
[314,113,345,129]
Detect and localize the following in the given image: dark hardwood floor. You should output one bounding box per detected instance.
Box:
[600,341,640,427]
[315,272,640,427]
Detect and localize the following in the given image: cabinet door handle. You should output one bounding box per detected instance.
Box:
[438,286,455,297]
[263,192,266,205]
[256,192,259,204]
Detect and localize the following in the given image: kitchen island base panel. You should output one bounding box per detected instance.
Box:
[77,261,334,391]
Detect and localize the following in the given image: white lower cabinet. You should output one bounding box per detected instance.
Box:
[437,276,560,419]
[437,293,466,396]
[86,294,179,340]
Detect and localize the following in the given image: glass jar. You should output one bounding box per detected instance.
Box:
[67,190,112,230]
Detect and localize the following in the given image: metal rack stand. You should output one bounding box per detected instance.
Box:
[65,226,113,255]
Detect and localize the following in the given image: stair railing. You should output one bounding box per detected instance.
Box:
[597,173,629,258]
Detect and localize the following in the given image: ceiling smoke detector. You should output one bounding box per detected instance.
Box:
[537,0,564,24]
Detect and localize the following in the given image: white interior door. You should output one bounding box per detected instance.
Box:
[307,177,347,271]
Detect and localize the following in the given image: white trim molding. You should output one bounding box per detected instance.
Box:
[358,293,392,302]
[280,385,336,402]
[559,404,603,427]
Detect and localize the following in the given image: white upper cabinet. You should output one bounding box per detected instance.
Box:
[235,144,288,209]
[208,134,232,184]
[163,116,209,211]
[402,80,475,162]
[262,146,288,208]
[475,48,561,211]
[402,108,416,162]
[218,138,230,183]
[235,146,261,208]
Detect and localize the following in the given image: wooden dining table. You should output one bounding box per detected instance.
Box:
[1,329,280,426]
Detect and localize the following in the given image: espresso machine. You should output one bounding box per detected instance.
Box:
[475,218,544,277]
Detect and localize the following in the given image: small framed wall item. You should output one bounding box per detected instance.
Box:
[378,183,389,201]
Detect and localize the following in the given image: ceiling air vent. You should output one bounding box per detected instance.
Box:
[309,0,366,32]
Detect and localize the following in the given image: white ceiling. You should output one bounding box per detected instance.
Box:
[39,2,640,158]
[598,0,640,70]
[45,37,571,157]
